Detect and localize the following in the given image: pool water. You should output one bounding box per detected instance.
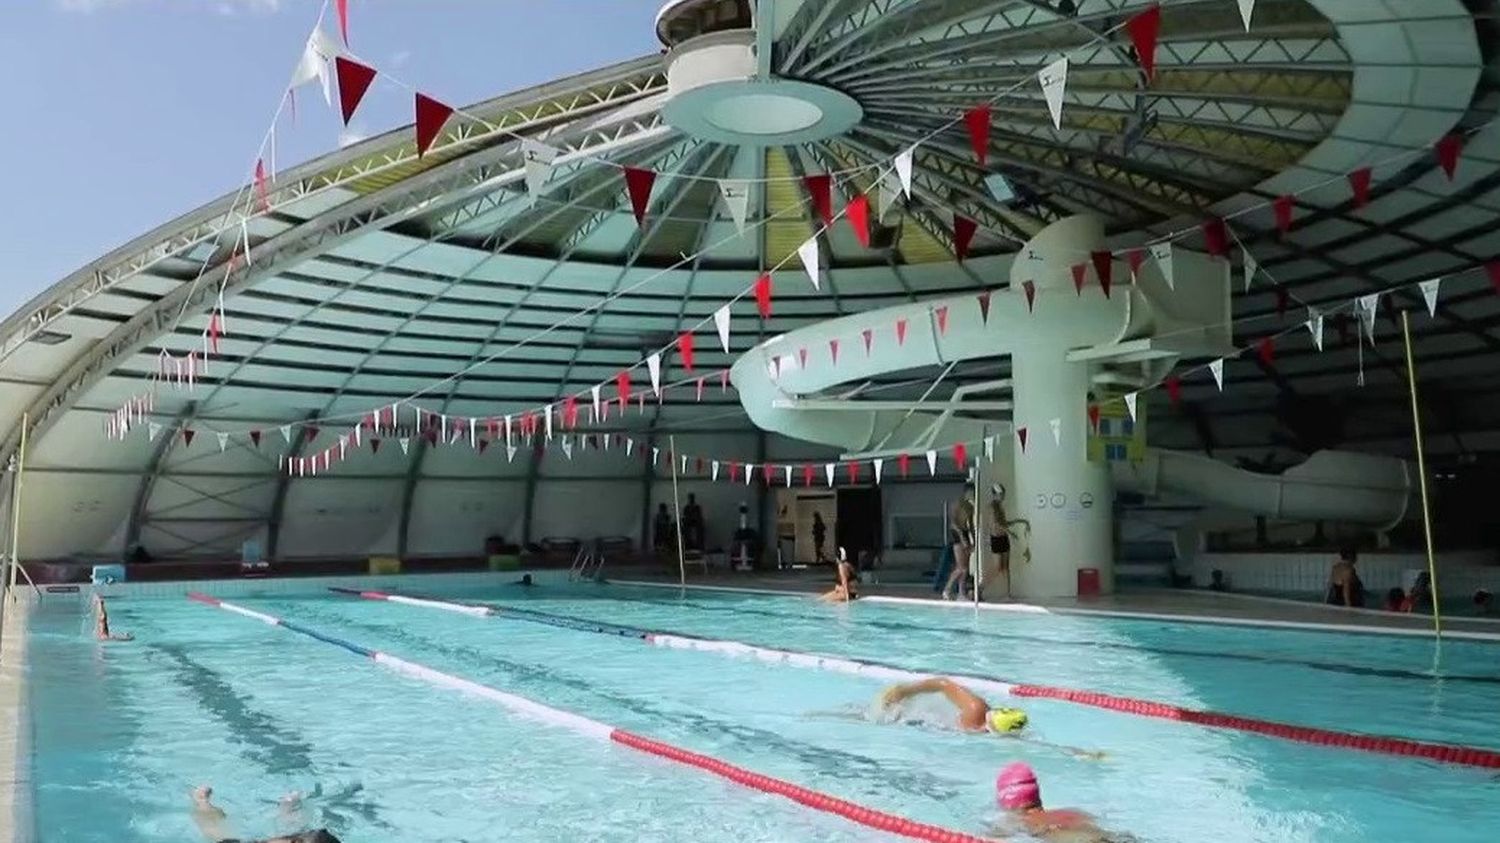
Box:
[24,580,1500,842]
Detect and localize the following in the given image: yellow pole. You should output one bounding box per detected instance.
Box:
[7,413,26,596]
[1400,311,1441,638]
[669,435,686,588]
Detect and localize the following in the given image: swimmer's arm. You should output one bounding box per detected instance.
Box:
[879,678,951,707]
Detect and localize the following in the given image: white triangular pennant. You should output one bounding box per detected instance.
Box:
[745,463,754,486]
[647,353,662,397]
[825,463,836,487]
[877,176,900,223]
[650,447,659,465]
[625,438,635,457]
[289,27,340,107]
[544,404,554,441]
[520,140,559,206]
[983,436,995,462]
[784,465,793,488]
[504,414,514,444]
[1307,309,1324,352]
[399,437,410,455]
[1124,391,1138,422]
[281,424,292,443]
[1358,294,1379,345]
[338,435,348,459]
[797,237,820,290]
[873,458,885,485]
[562,436,573,460]
[214,431,228,452]
[506,443,518,462]
[1050,417,1062,446]
[714,305,732,353]
[1038,57,1070,130]
[1420,278,1442,317]
[469,418,478,448]
[1243,251,1258,293]
[718,179,751,233]
[681,453,688,474]
[1150,243,1174,289]
[925,450,937,476]
[149,422,163,441]
[894,147,914,198]
[1210,358,1225,391]
[590,385,602,418]
[1237,0,1256,31]
[712,461,721,482]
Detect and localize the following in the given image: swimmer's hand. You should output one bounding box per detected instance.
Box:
[1073,750,1107,762]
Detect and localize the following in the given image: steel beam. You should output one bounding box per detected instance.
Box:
[265,412,318,562]
[123,401,196,556]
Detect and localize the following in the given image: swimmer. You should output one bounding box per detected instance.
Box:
[216,831,342,843]
[191,785,231,841]
[874,678,1103,760]
[94,595,133,642]
[818,549,859,603]
[513,574,535,587]
[993,762,1134,842]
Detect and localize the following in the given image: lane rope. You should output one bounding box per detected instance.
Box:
[188,592,994,843]
[330,588,1500,771]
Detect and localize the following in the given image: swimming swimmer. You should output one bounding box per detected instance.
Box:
[993,762,1135,842]
[94,595,133,641]
[874,678,1103,759]
[192,785,231,841]
[215,831,341,843]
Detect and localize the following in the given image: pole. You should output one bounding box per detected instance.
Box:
[972,430,985,609]
[669,435,686,588]
[7,414,26,596]
[1400,311,1441,638]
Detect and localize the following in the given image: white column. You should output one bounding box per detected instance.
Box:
[1007,215,1113,598]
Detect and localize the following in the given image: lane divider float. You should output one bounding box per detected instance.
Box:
[330,588,1500,771]
[188,592,991,843]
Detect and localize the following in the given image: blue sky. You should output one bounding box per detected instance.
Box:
[0,0,666,316]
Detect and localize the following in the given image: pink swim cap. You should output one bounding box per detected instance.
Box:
[995,762,1041,810]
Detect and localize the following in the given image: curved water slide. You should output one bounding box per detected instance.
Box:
[731,216,1411,595]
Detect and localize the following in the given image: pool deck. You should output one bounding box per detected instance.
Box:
[0,597,30,843]
[609,568,1500,641]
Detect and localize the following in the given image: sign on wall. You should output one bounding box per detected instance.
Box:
[1087,391,1146,463]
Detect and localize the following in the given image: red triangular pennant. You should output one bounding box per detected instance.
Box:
[1436,134,1464,181]
[254,159,271,213]
[1348,167,1372,209]
[1087,404,1101,432]
[563,395,579,429]
[1202,217,1228,258]
[1258,336,1276,366]
[616,370,631,407]
[1165,375,1182,408]
[306,424,320,443]
[183,428,196,447]
[1127,248,1145,278]
[829,338,841,365]
[677,332,695,372]
[895,318,908,346]
[729,461,741,483]
[935,305,949,335]
[1487,261,1500,294]
[803,173,833,226]
[1022,280,1036,312]
[977,291,992,324]
[964,105,991,166]
[953,216,977,262]
[1127,4,1163,82]
[803,464,814,487]
[847,462,860,484]
[334,57,377,126]
[1092,251,1113,298]
[414,93,454,158]
[478,438,489,454]
[623,167,657,226]
[1072,263,1087,295]
[249,429,261,448]
[798,347,808,369]
[846,195,871,247]
[953,442,968,469]
[862,328,874,356]
[1273,195,1294,235]
[1017,427,1028,453]
[898,452,910,478]
[754,273,772,319]
[371,438,382,454]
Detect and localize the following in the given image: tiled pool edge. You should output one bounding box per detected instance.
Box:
[76,570,538,601]
[0,597,33,843]
[611,580,1500,642]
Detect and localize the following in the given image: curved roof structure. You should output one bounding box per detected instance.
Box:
[1,0,1494,561]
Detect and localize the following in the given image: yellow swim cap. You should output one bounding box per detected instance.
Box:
[987,708,1028,733]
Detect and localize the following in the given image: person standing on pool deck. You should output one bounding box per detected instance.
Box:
[811,511,829,564]
[941,497,976,600]
[993,762,1131,842]
[681,493,705,552]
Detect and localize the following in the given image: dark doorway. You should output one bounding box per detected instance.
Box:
[836,486,883,568]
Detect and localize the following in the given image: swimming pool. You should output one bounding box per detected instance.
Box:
[21,577,1500,842]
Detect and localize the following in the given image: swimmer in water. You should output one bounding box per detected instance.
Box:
[818,549,859,603]
[513,574,535,587]
[94,595,133,642]
[192,786,231,841]
[993,762,1134,842]
[872,678,1104,760]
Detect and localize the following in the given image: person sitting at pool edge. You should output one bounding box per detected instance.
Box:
[94,595,132,642]
[818,548,859,602]
[876,678,1103,759]
[1475,589,1494,615]
[1325,546,1365,608]
[993,762,1133,842]
[1383,586,1406,612]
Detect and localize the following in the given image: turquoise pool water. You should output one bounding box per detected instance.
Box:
[24,580,1500,842]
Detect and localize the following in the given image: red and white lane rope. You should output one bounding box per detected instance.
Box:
[332,588,1500,771]
[187,592,994,843]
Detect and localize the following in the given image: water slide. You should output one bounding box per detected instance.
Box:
[730,216,1412,547]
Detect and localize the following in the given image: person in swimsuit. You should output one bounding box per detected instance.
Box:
[94,595,133,641]
[1325,546,1365,608]
[217,831,341,843]
[941,498,976,600]
[873,678,1103,759]
[819,549,859,602]
[993,762,1133,842]
[811,512,829,564]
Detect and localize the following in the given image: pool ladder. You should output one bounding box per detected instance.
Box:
[568,540,605,582]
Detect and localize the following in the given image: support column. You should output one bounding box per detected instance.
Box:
[1008,215,1113,598]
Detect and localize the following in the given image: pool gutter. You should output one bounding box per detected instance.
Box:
[0,595,33,843]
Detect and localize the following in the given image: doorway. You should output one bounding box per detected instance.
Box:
[836,486,883,569]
